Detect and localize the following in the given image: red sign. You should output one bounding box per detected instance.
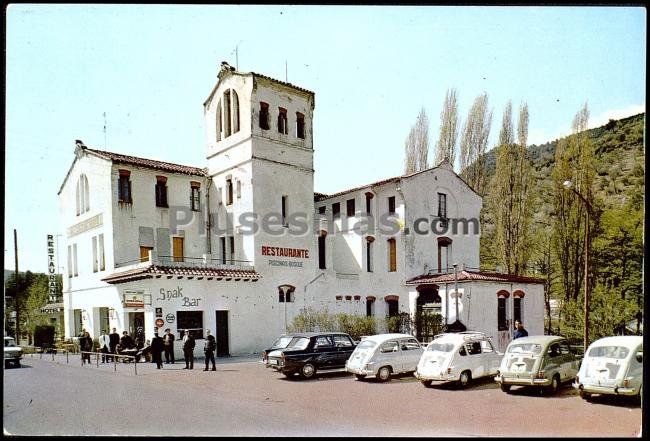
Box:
[155,318,165,328]
[261,245,309,258]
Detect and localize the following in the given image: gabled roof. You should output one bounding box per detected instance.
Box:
[406,270,545,285]
[102,265,262,284]
[313,159,480,203]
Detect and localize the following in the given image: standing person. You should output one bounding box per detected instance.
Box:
[80,331,93,364]
[182,329,195,370]
[513,320,529,339]
[108,328,120,362]
[98,330,111,363]
[151,332,164,369]
[203,329,217,371]
[163,328,175,364]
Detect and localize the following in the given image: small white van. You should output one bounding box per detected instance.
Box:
[345,333,424,382]
[573,335,643,400]
[415,332,503,388]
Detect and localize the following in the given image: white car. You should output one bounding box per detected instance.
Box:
[415,331,503,388]
[4,336,23,368]
[346,333,424,382]
[573,335,643,400]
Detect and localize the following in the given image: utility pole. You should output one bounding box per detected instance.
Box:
[14,229,19,343]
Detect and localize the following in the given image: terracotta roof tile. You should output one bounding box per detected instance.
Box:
[102,265,261,284]
[405,270,544,285]
[84,146,207,176]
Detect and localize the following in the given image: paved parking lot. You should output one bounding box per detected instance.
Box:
[3,354,643,437]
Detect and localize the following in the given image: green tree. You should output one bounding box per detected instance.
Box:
[434,88,459,168]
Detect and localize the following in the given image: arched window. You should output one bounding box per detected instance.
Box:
[223,90,232,137]
[497,290,510,331]
[232,90,240,134]
[216,100,222,142]
[76,174,90,216]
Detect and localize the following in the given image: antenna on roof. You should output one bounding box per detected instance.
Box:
[231,41,242,70]
[103,112,107,149]
[285,60,288,82]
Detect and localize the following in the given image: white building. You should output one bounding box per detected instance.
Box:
[59,62,544,357]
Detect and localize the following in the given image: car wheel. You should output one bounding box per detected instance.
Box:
[579,389,591,400]
[546,375,560,395]
[300,363,316,379]
[500,383,511,393]
[459,370,472,388]
[355,374,366,381]
[421,379,433,388]
[377,366,392,382]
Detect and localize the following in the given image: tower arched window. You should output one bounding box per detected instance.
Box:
[76,174,90,216]
[216,100,222,142]
[216,89,239,141]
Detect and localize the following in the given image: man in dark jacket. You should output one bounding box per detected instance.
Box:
[182,329,195,370]
[163,328,175,364]
[203,329,217,371]
[80,331,93,364]
[108,328,120,362]
[150,332,165,369]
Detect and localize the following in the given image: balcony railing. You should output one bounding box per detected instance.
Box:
[114,252,254,272]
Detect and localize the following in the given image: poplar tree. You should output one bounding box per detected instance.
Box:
[487,101,534,275]
[459,93,493,196]
[403,107,430,173]
[434,88,459,168]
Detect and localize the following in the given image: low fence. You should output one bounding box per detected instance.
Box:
[21,346,139,375]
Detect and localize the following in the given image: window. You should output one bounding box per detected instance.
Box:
[346,198,355,217]
[332,202,340,218]
[318,206,326,215]
[67,245,73,278]
[366,298,375,317]
[365,192,373,214]
[98,234,105,271]
[73,243,78,276]
[281,195,288,227]
[92,236,98,272]
[318,234,326,269]
[314,336,333,348]
[380,341,399,353]
[388,196,396,214]
[438,193,447,219]
[229,236,235,263]
[76,174,90,216]
[231,90,240,134]
[387,298,399,317]
[387,238,397,272]
[236,180,241,199]
[259,102,270,130]
[279,289,294,303]
[177,311,203,340]
[155,176,168,208]
[140,246,153,263]
[226,178,233,205]
[401,338,421,351]
[223,90,232,137]
[498,297,507,331]
[118,170,132,203]
[480,340,494,353]
[190,182,201,211]
[438,237,452,273]
[220,237,226,264]
[468,341,482,355]
[366,239,373,272]
[216,100,222,141]
[333,335,353,347]
[513,297,522,323]
[278,107,288,134]
[296,112,305,139]
[559,341,571,355]
[172,237,184,262]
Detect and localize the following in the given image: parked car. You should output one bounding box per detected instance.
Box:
[414,331,502,388]
[573,335,643,401]
[4,336,23,368]
[267,332,356,379]
[495,335,581,395]
[260,334,300,366]
[346,333,424,382]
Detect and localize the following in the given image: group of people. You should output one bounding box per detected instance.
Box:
[83,327,218,371]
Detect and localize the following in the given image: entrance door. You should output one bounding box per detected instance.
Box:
[129,312,145,348]
[215,310,229,357]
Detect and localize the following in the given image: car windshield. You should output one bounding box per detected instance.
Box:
[588,346,630,359]
[356,340,377,351]
[287,337,310,350]
[271,336,294,349]
[427,342,455,352]
[5,339,16,347]
[507,343,542,354]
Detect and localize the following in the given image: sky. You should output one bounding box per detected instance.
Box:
[4,5,646,274]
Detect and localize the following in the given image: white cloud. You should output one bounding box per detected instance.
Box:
[589,104,646,129]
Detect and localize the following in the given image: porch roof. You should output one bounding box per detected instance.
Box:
[102,265,262,284]
[406,270,544,286]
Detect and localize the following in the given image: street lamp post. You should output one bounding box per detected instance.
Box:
[562,180,593,352]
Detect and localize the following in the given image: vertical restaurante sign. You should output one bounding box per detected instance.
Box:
[47,234,58,302]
